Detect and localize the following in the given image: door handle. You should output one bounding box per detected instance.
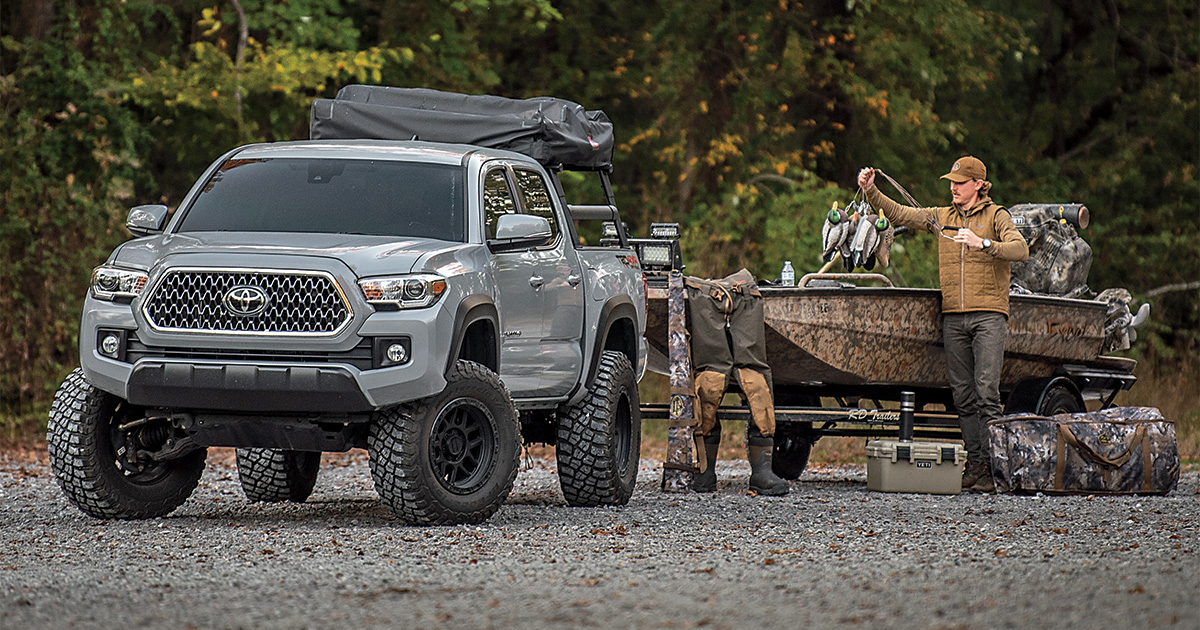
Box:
[529,275,544,289]
[567,274,582,287]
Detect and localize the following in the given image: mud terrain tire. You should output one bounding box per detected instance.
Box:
[557,351,641,507]
[368,361,520,525]
[47,369,206,519]
[236,449,321,503]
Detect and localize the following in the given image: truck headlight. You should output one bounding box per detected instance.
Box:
[91,266,149,302]
[359,274,447,309]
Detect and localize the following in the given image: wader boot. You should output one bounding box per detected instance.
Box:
[692,421,721,493]
[747,428,789,496]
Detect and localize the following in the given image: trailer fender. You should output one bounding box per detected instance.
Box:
[1004,376,1084,415]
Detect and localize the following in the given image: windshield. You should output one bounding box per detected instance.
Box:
[177,157,466,241]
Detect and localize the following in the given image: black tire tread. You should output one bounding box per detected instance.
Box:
[557,351,641,507]
[47,368,206,519]
[236,448,321,503]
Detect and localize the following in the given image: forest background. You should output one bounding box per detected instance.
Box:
[2,0,1197,445]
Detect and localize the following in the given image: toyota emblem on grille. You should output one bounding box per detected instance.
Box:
[223,286,269,317]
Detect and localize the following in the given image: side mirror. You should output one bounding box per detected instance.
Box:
[490,214,553,251]
[126,204,170,237]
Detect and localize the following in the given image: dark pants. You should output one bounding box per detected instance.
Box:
[943,311,1007,466]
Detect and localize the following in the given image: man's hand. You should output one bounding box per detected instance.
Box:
[953,228,985,249]
[857,167,875,190]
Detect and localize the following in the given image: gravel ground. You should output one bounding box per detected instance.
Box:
[1,448,1197,630]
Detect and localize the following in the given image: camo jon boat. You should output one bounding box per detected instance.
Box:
[645,274,1123,390]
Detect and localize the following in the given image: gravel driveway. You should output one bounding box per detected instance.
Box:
[2,447,1197,629]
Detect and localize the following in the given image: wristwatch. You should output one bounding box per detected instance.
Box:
[981,238,992,250]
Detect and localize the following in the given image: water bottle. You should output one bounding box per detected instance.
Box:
[781,260,795,287]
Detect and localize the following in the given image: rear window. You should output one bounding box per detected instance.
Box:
[177,157,466,242]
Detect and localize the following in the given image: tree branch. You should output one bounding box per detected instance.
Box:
[1145,281,1200,298]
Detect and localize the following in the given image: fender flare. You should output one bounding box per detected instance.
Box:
[584,296,639,388]
[445,295,500,375]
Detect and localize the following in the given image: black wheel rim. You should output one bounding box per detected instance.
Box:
[429,397,496,495]
[106,401,173,486]
[614,390,633,474]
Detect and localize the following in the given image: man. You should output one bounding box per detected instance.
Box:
[857,157,1028,492]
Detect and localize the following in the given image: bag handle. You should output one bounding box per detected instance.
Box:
[1058,423,1146,469]
[1054,422,1149,490]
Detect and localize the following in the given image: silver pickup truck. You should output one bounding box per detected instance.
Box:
[48,88,647,525]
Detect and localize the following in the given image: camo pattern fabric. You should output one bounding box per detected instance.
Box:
[989,407,1179,495]
[663,271,696,493]
[1009,205,1093,298]
[1096,287,1135,352]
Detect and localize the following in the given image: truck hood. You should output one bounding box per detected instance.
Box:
[110,232,466,277]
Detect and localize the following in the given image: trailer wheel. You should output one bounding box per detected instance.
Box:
[47,369,206,519]
[1038,385,1084,416]
[771,393,820,480]
[236,449,321,503]
[557,351,641,507]
[772,425,818,480]
[1005,377,1084,416]
[368,360,520,525]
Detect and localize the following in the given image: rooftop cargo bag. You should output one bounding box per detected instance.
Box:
[310,85,614,170]
[988,407,1178,495]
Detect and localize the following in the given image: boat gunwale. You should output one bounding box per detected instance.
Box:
[756,285,1108,313]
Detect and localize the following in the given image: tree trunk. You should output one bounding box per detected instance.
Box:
[16,0,56,41]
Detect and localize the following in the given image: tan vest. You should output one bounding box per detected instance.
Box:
[865,187,1029,315]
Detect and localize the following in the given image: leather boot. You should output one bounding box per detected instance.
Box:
[746,430,789,496]
[970,461,995,493]
[962,460,985,489]
[692,421,721,493]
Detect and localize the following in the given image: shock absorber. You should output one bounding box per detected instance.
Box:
[135,422,172,451]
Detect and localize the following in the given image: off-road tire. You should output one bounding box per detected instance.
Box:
[368,360,520,525]
[47,369,206,519]
[557,351,641,507]
[236,448,321,503]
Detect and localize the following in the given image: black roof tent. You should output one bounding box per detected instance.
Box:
[310,85,614,171]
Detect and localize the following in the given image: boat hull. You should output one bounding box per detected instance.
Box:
[645,285,1110,390]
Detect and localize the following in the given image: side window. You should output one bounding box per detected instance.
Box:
[483,168,516,239]
[512,168,559,240]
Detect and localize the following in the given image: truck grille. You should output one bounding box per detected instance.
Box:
[142,269,352,335]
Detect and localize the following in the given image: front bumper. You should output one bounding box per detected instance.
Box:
[80,295,453,412]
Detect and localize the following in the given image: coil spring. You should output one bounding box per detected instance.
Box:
[136,422,171,450]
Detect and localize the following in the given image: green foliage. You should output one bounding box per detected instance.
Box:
[1,3,158,417]
[1,0,1195,430]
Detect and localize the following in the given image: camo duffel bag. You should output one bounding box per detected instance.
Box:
[988,406,1179,495]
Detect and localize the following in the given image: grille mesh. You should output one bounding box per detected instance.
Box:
[143,270,351,334]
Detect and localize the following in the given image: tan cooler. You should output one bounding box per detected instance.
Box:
[866,440,966,495]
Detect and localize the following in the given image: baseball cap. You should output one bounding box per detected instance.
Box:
[941,156,987,183]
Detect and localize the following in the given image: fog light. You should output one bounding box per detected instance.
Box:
[386,343,408,364]
[101,334,121,358]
